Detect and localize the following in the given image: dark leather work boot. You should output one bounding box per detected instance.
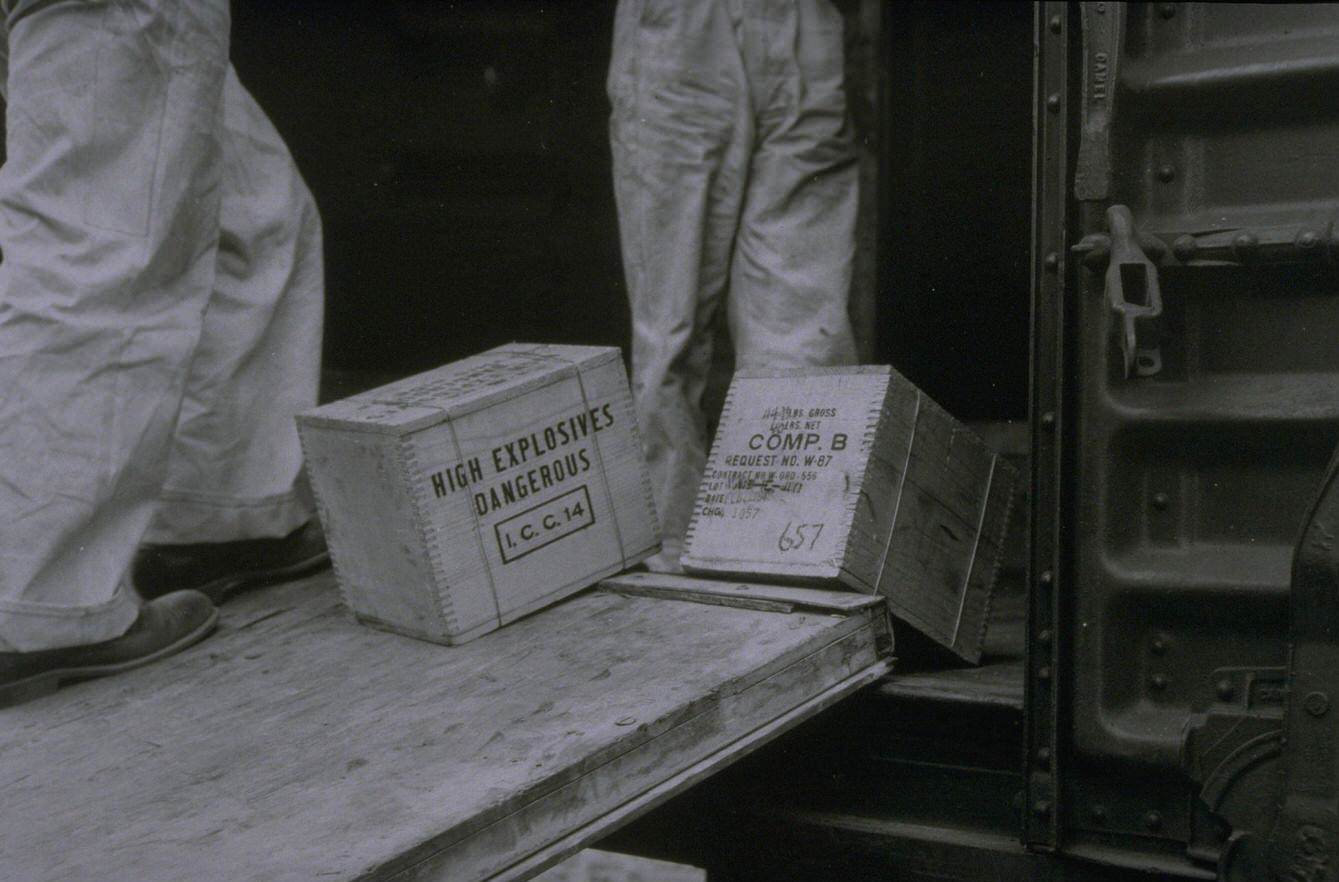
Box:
[132,519,330,606]
[0,590,218,709]
[131,516,329,607]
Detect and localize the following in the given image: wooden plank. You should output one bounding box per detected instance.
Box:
[600,572,888,616]
[533,851,704,882]
[298,343,660,645]
[876,660,1025,710]
[0,572,890,882]
[488,660,890,882]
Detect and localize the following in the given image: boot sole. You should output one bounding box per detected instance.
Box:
[0,606,220,709]
[196,550,331,605]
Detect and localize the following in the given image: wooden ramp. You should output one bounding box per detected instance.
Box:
[0,572,890,882]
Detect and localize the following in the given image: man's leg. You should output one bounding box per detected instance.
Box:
[608,0,753,571]
[728,0,859,370]
[0,0,228,654]
[132,67,327,603]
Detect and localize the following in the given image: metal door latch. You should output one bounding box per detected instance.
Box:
[1105,205,1165,378]
[1074,204,1167,378]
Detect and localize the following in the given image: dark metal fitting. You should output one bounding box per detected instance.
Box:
[1037,628,1053,647]
[1044,252,1059,272]
[1304,691,1330,718]
[1103,205,1166,379]
[1072,233,1111,270]
[1296,229,1322,251]
[1232,232,1259,260]
[1047,93,1061,113]
[1172,234,1197,263]
[1140,234,1170,262]
[1156,164,1175,183]
[1036,747,1052,768]
[1041,411,1056,429]
[1216,678,1235,701]
[1152,492,1169,511]
[1144,810,1163,831]
[1038,665,1052,682]
[1039,569,1054,586]
[1048,14,1062,34]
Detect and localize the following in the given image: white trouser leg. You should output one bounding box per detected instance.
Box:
[609,0,858,571]
[728,0,858,370]
[144,67,323,545]
[0,0,230,651]
[608,0,753,571]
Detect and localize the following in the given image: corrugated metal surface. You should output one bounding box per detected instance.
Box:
[1051,2,1339,873]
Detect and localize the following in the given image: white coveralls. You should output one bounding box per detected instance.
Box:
[608,0,858,571]
[0,0,322,651]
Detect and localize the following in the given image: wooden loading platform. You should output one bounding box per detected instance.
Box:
[1,571,891,882]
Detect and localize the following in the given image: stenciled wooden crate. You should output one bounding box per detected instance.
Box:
[681,366,1016,663]
[297,343,659,645]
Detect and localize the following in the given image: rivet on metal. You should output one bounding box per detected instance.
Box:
[1173,234,1198,262]
[1156,164,1175,183]
[1150,673,1168,691]
[1048,14,1062,34]
[1044,252,1059,272]
[1091,804,1108,824]
[1036,747,1052,768]
[1041,411,1056,429]
[1145,810,1164,832]
[1039,569,1054,587]
[1233,232,1259,259]
[1304,691,1330,718]
[1047,93,1061,113]
[1034,800,1052,819]
[1038,628,1053,647]
[1216,679,1235,701]
[1158,3,1176,19]
[1152,492,1169,511]
[1151,634,1168,655]
[1038,666,1052,682]
[1297,230,1322,251]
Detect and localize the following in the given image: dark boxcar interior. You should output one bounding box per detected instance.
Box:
[231,0,1033,421]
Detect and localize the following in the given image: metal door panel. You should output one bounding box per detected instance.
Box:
[1034,2,1339,874]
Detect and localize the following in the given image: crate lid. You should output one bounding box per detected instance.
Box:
[298,343,622,434]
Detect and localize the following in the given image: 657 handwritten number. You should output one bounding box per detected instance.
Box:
[778,521,824,553]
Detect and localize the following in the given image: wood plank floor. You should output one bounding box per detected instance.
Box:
[1,572,887,882]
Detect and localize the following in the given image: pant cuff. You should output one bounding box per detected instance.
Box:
[143,486,314,545]
[0,579,140,652]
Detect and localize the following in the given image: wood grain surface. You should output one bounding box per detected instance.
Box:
[298,344,659,645]
[0,573,889,882]
[682,366,1017,663]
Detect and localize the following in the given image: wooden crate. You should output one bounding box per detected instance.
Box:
[681,366,1016,662]
[297,343,659,645]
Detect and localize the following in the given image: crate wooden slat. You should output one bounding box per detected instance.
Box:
[297,343,659,644]
[0,572,891,882]
[681,366,1017,663]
